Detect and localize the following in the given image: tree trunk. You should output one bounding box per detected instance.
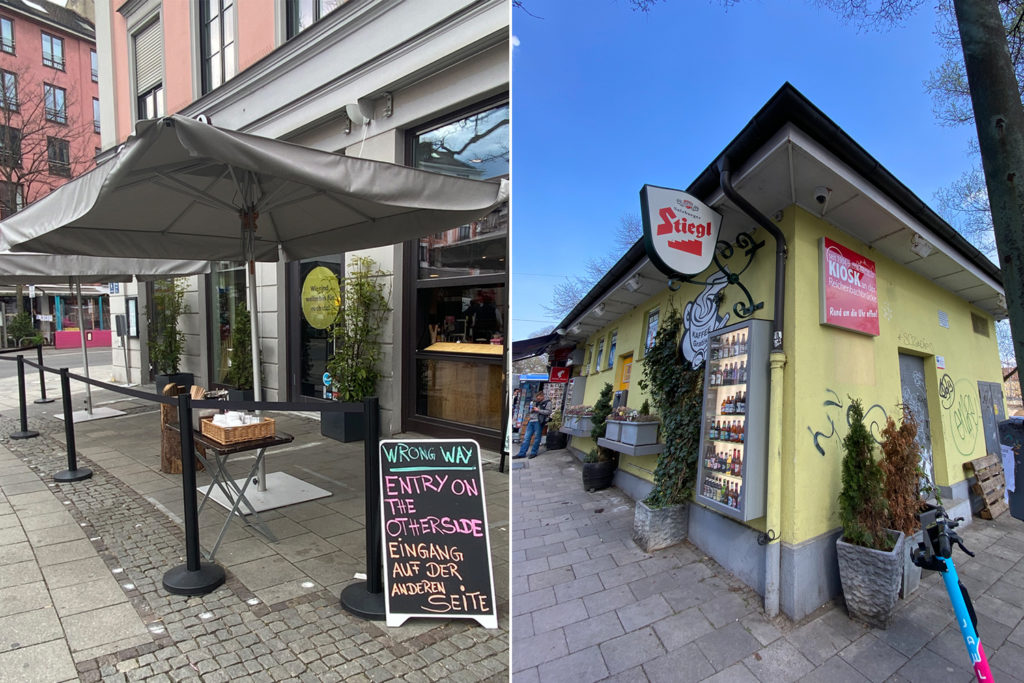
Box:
[953,0,1024,368]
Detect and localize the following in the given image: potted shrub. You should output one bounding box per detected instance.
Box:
[545,410,568,449]
[633,309,702,552]
[8,311,42,347]
[836,398,904,628]
[149,278,193,394]
[582,383,617,491]
[222,302,258,402]
[322,256,391,442]
[879,404,930,598]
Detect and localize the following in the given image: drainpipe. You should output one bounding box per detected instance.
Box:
[718,158,788,618]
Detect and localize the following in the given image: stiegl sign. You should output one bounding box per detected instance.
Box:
[640,184,723,277]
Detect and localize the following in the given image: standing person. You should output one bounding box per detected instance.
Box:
[513,390,551,459]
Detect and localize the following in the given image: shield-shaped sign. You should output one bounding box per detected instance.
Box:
[640,184,722,278]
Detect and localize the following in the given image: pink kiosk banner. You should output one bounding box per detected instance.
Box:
[819,237,879,336]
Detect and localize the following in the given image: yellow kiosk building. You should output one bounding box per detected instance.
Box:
[549,84,1008,621]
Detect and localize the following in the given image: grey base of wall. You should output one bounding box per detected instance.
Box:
[601,464,976,621]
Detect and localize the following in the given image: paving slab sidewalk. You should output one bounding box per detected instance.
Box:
[0,370,509,682]
[511,447,1024,683]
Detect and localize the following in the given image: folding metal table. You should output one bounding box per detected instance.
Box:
[192,429,295,560]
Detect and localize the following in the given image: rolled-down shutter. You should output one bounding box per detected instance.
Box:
[134,20,162,95]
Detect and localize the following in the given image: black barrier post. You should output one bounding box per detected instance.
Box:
[10,355,39,440]
[33,345,53,404]
[53,368,92,482]
[340,396,385,619]
[163,393,225,595]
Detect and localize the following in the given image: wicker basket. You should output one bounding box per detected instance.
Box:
[200,416,275,444]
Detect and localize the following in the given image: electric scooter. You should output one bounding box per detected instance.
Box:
[910,504,993,681]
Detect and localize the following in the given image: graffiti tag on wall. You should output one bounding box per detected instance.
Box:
[896,331,934,352]
[938,374,981,456]
[806,389,889,456]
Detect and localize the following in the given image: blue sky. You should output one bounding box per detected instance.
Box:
[510,0,978,341]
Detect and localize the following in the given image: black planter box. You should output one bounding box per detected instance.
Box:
[546,431,568,450]
[155,372,194,395]
[321,409,365,443]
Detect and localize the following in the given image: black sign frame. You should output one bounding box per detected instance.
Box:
[378,438,498,629]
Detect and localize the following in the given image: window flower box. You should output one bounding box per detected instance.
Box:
[621,420,659,446]
[605,419,624,441]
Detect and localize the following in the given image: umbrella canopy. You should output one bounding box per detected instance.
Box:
[0,115,508,261]
[0,115,507,495]
[0,252,209,284]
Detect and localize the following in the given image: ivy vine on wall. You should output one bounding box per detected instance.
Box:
[638,306,705,508]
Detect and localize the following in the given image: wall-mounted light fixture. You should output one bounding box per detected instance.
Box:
[555,328,566,336]
[569,323,582,335]
[624,273,643,292]
[910,232,934,259]
[592,303,606,318]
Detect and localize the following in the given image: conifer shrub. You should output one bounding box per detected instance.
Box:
[838,398,893,550]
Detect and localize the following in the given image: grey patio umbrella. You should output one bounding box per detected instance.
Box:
[0,114,507,487]
[0,251,210,418]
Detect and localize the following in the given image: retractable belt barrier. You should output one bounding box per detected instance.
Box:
[0,352,385,613]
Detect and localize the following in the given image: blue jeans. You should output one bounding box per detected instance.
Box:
[517,420,542,456]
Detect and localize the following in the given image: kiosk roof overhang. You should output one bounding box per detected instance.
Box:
[554,83,1007,349]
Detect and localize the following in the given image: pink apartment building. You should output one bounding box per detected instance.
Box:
[0,0,99,216]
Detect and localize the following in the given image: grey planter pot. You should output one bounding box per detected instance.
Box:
[321,410,364,443]
[632,500,688,552]
[620,421,659,446]
[901,530,923,599]
[836,530,905,628]
[578,417,593,435]
[605,420,624,441]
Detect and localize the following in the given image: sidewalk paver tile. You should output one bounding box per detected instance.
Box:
[49,576,129,617]
[695,620,761,672]
[652,606,715,651]
[598,627,665,675]
[61,602,150,653]
[0,606,64,652]
[642,641,716,682]
[536,645,609,682]
[40,555,111,589]
[512,630,568,672]
[796,654,871,682]
[838,633,909,681]
[0,638,77,682]
[741,638,814,682]
[563,610,625,653]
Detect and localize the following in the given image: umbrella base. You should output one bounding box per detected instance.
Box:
[10,430,39,440]
[55,407,127,423]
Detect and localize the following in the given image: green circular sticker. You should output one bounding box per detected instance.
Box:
[301,266,341,330]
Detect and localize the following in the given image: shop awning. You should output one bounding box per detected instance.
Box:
[512,333,559,362]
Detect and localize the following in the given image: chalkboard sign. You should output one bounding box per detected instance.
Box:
[379,439,498,629]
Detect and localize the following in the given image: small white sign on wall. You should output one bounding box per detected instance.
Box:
[936,355,946,370]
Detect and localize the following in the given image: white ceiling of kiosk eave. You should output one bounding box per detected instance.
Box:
[717,126,1006,320]
[560,122,1007,349]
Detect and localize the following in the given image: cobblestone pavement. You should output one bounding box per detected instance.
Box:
[0,365,508,682]
[512,447,1024,683]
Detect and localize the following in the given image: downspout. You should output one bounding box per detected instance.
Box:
[718,157,788,619]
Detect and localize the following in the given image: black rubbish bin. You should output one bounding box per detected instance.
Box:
[999,416,1024,521]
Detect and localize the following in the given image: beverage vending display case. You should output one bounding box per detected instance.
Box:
[697,318,770,521]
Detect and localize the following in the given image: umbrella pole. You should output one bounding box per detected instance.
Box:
[74,280,93,415]
[247,259,266,492]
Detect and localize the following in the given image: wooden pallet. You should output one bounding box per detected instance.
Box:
[964,453,1008,520]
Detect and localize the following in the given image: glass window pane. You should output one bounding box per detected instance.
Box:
[209,51,221,89]
[417,284,505,349]
[413,104,508,181]
[209,261,248,385]
[415,358,502,430]
[416,203,506,280]
[223,4,234,45]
